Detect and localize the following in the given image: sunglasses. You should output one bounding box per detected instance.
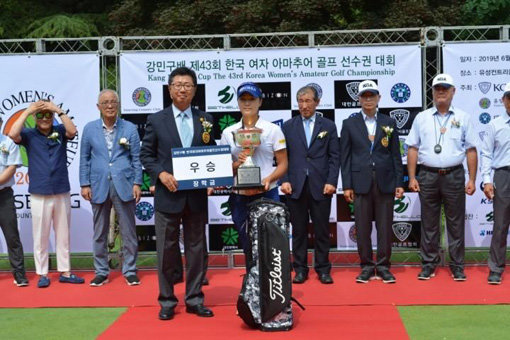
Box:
[35,112,53,120]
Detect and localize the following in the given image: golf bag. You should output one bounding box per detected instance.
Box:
[237,198,293,331]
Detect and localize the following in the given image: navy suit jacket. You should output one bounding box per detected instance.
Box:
[79,118,143,204]
[339,112,403,194]
[282,114,340,201]
[140,106,216,214]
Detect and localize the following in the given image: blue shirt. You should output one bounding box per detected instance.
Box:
[0,134,22,190]
[480,112,510,184]
[20,124,71,195]
[405,106,477,167]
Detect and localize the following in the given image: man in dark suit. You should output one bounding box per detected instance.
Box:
[281,85,340,284]
[340,80,404,284]
[140,67,215,320]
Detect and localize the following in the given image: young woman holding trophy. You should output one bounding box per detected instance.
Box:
[220,82,288,253]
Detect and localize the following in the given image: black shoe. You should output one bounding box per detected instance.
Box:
[90,275,109,287]
[418,267,435,280]
[378,269,396,284]
[13,272,28,287]
[159,307,175,320]
[186,304,214,317]
[202,277,209,286]
[488,271,502,285]
[125,274,141,286]
[451,268,467,281]
[292,272,308,284]
[356,268,375,283]
[318,273,334,284]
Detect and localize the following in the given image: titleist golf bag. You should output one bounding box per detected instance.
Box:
[237,198,294,331]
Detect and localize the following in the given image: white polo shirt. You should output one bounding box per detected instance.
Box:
[220,117,286,191]
[0,134,23,190]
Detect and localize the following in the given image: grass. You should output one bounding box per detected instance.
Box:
[399,305,510,339]
[0,307,125,340]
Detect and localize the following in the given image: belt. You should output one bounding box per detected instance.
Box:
[420,164,463,175]
[496,166,510,171]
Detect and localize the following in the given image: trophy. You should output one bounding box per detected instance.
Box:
[233,128,264,189]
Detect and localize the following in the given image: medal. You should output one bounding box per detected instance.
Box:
[434,144,442,154]
[381,137,389,147]
[440,127,447,134]
[202,132,210,144]
[368,135,375,142]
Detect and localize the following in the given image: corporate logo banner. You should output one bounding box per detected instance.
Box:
[443,42,510,247]
[0,54,100,253]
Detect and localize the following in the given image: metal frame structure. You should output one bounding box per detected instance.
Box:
[1,26,509,268]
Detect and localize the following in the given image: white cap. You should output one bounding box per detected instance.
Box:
[432,73,454,88]
[504,82,510,96]
[358,80,379,96]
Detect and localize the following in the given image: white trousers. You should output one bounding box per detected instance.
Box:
[31,192,71,275]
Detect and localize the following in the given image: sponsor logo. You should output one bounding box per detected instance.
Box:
[399,137,409,158]
[272,119,283,127]
[478,82,491,94]
[268,247,285,303]
[348,224,357,243]
[394,195,411,214]
[218,114,237,131]
[220,201,231,216]
[479,98,491,109]
[217,85,234,104]
[221,227,238,245]
[392,222,412,242]
[390,83,411,103]
[479,131,488,142]
[479,112,491,124]
[346,82,361,101]
[486,211,494,222]
[135,201,154,221]
[389,109,410,129]
[306,82,323,99]
[132,87,151,107]
[480,197,493,204]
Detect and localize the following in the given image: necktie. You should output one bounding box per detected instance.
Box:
[180,112,192,147]
[304,119,312,147]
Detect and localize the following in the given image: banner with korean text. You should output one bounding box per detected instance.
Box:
[444,42,510,247]
[121,46,423,251]
[0,54,100,254]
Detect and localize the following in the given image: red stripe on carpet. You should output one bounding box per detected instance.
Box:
[98,305,409,340]
[1,267,509,308]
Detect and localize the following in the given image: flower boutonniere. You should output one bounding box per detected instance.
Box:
[0,144,9,155]
[451,119,461,128]
[200,117,213,143]
[48,132,61,144]
[381,126,393,148]
[119,137,130,149]
[318,130,328,139]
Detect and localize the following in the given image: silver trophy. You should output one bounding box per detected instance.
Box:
[233,128,264,189]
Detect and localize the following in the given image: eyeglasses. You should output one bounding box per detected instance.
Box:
[99,101,119,106]
[35,112,53,120]
[171,83,195,91]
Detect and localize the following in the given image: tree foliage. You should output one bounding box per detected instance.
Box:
[25,15,99,38]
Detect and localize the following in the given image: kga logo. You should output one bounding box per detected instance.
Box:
[392,222,412,242]
[389,109,410,129]
[479,112,491,124]
[220,201,231,216]
[221,227,238,246]
[132,87,151,107]
[479,131,488,142]
[390,83,411,104]
[399,138,409,158]
[394,195,411,214]
[307,83,323,99]
[217,86,234,104]
[135,201,154,221]
[478,82,491,94]
[218,114,237,131]
[346,82,361,101]
[348,224,357,242]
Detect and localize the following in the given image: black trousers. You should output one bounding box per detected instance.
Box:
[155,204,207,309]
[0,187,25,274]
[419,166,465,270]
[287,179,332,275]
[489,168,510,273]
[354,173,394,271]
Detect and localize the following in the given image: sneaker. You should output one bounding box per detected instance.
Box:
[59,273,85,284]
[37,276,50,288]
[378,269,396,284]
[13,272,29,287]
[488,271,502,285]
[451,268,467,281]
[418,267,435,280]
[356,268,375,283]
[125,274,141,286]
[90,275,109,287]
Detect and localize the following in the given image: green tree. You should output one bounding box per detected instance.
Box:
[25,14,99,38]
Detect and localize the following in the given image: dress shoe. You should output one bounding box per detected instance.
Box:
[292,272,308,284]
[158,307,175,320]
[202,277,209,286]
[488,271,502,285]
[417,267,435,280]
[186,304,214,317]
[378,269,396,284]
[356,268,375,283]
[318,273,334,284]
[451,268,467,281]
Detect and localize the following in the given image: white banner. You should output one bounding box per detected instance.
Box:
[443,42,510,247]
[0,54,100,253]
